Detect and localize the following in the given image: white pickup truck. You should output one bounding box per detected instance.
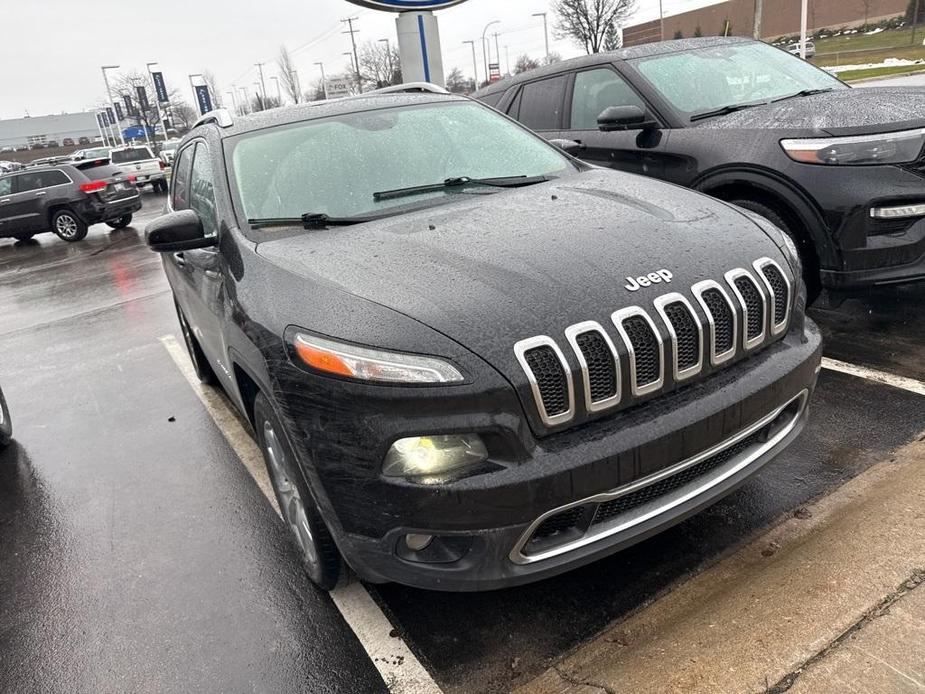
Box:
[110,145,168,193]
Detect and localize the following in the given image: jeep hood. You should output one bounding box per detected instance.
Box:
[256,169,786,377]
[690,87,925,134]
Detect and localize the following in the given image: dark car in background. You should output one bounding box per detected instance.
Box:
[145,92,820,591]
[475,37,925,297]
[0,385,10,449]
[0,160,141,242]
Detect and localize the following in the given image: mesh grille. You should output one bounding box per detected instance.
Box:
[576,331,618,402]
[524,346,569,417]
[702,289,734,354]
[664,302,701,372]
[532,507,585,540]
[734,276,764,340]
[762,265,788,327]
[591,429,763,526]
[622,316,660,388]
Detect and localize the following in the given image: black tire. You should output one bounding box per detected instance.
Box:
[51,208,88,242]
[174,299,217,385]
[254,392,345,591]
[0,386,11,449]
[106,214,132,229]
[729,198,821,304]
[13,233,34,242]
[154,179,168,194]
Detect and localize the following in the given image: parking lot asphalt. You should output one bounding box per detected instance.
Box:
[1,191,924,694]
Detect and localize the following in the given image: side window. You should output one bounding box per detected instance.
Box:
[13,172,43,193]
[189,143,218,238]
[570,68,647,130]
[38,170,69,188]
[0,177,11,196]
[516,75,568,131]
[479,91,504,108]
[171,145,195,210]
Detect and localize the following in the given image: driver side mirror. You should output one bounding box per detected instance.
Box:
[145,209,216,253]
[597,105,658,132]
[548,138,586,156]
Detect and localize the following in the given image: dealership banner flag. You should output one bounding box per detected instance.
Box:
[97,112,107,128]
[152,71,169,103]
[123,94,135,117]
[106,106,116,124]
[194,84,213,115]
[136,85,150,112]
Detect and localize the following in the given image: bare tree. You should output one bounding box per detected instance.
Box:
[169,101,198,132]
[358,41,401,88]
[542,52,564,65]
[277,45,302,104]
[306,78,327,102]
[202,70,223,108]
[445,67,475,94]
[553,0,637,54]
[251,94,282,112]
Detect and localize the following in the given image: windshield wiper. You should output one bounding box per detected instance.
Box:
[248,213,370,230]
[772,87,836,103]
[373,175,549,202]
[689,102,766,122]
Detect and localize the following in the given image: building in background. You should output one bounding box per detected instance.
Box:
[623,0,907,45]
[0,112,99,150]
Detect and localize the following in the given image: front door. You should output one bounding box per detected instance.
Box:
[1,172,46,233]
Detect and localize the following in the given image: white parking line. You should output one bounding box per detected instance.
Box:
[821,357,925,397]
[159,335,442,694]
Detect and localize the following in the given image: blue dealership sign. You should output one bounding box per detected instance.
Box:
[194,84,213,115]
[345,0,468,10]
[152,71,169,103]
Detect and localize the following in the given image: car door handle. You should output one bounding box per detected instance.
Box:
[34,191,46,197]
[173,252,187,268]
[0,198,9,204]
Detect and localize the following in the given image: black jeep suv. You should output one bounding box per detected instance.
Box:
[0,160,141,242]
[475,37,925,296]
[146,91,821,591]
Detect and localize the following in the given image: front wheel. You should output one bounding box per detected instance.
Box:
[106,214,133,229]
[728,198,821,303]
[51,209,88,242]
[254,392,346,591]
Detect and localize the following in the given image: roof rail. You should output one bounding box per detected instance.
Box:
[365,82,450,96]
[193,108,235,129]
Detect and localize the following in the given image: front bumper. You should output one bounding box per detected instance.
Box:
[308,321,822,591]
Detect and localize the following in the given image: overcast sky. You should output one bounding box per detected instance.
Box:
[0,0,719,120]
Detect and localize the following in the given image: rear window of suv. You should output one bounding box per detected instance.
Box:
[111,148,154,164]
[79,164,126,181]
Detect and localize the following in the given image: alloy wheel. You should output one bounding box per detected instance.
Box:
[55,214,79,239]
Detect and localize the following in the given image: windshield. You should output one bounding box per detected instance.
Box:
[111,147,154,163]
[630,42,845,119]
[82,147,111,159]
[230,101,572,221]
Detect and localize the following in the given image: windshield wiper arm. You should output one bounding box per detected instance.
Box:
[689,102,766,122]
[772,87,835,103]
[373,175,549,202]
[248,213,369,230]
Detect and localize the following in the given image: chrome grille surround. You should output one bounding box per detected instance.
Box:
[653,293,703,382]
[611,307,665,397]
[725,268,767,351]
[691,280,738,367]
[753,257,791,336]
[514,336,575,427]
[564,321,622,413]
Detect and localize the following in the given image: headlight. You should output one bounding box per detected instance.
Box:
[383,434,488,478]
[780,127,925,165]
[289,331,464,384]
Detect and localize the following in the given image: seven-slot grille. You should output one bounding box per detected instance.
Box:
[515,259,792,429]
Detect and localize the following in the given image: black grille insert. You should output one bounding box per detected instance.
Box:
[761,265,788,327]
[576,331,618,402]
[734,275,764,341]
[524,346,569,417]
[532,507,586,540]
[701,289,734,354]
[622,315,660,388]
[664,302,701,372]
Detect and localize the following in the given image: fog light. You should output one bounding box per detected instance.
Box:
[870,203,925,219]
[382,434,488,478]
[405,534,434,551]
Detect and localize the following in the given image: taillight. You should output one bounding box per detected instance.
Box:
[79,181,107,193]
[127,175,137,183]
[159,160,166,170]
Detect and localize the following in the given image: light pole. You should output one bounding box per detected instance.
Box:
[345,51,361,92]
[145,62,170,145]
[271,76,282,103]
[481,20,500,84]
[254,63,268,101]
[238,86,249,113]
[100,65,125,145]
[532,12,549,59]
[314,62,328,100]
[463,40,478,89]
[379,37,393,85]
[493,32,501,75]
[659,0,665,40]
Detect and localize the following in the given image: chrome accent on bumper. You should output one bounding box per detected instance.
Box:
[509,389,809,565]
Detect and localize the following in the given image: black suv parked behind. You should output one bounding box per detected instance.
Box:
[0,160,142,242]
[475,37,925,296]
[146,92,821,591]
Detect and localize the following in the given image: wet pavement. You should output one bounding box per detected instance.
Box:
[2,193,924,693]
